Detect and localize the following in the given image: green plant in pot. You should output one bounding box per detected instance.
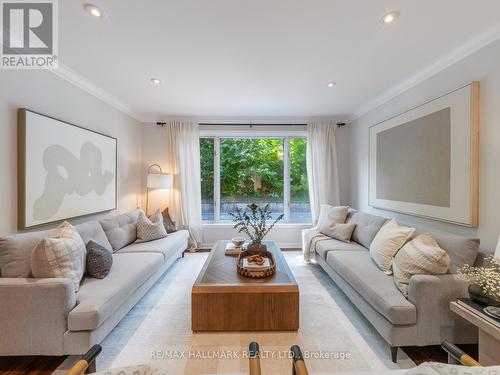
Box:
[459,256,500,307]
[229,203,283,253]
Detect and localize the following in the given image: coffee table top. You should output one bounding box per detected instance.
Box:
[193,240,298,290]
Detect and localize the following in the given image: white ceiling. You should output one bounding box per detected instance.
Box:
[57,0,500,122]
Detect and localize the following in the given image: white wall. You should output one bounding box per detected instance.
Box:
[0,69,143,236]
[348,38,500,253]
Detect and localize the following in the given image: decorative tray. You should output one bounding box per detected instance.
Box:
[237,249,276,278]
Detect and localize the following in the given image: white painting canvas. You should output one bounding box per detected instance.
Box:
[19,109,117,228]
[368,83,478,227]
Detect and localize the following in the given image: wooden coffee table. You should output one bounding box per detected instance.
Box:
[192,240,299,331]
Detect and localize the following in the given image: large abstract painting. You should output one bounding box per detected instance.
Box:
[18,109,117,228]
[369,82,479,227]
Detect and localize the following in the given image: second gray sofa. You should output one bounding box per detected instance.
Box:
[313,209,482,362]
[0,209,189,356]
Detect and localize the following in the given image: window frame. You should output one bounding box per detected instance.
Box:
[199,126,310,224]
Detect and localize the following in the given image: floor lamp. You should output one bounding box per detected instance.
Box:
[146,164,173,215]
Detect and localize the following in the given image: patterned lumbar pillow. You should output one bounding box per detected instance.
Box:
[86,240,113,279]
[137,209,168,242]
[393,234,450,297]
[318,220,357,243]
[31,221,86,291]
[369,219,415,273]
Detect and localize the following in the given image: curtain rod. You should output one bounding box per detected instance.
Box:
[198,123,307,126]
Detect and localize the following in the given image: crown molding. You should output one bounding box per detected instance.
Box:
[349,22,500,122]
[50,63,142,121]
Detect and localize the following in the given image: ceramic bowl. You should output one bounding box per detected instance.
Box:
[231,237,245,248]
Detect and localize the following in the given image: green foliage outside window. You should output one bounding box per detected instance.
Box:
[200,137,309,203]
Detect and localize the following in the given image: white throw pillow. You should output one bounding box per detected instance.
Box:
[137,209,168,242]
[369,219,415,273]
[319,221,357,243]
[393,234,450,297]
[316,205,349,228]
[31,221,86,291]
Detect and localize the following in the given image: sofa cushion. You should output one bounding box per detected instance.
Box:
[326,251,417,325]
[100,209,141,252]
[31,222,86,292]
[393,234,450,297]
[118,230,189,261]
[68,252,163,331]
[315,239,366,259]
[369,219,415,273]
[0,229,52,277]
[0,221,113,278]
[86,241,113,279]
[136,209,167,242]
[412,227,479,273]
[317,205,349,227]
[346,211,388,249]
[74,221,112,253]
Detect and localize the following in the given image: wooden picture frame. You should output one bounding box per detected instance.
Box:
[368,82,479,227]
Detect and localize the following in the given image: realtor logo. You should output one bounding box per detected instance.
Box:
[1,0,58,69]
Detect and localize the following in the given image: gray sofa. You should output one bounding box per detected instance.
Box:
[0,209,188,356]
[313,209,483,362]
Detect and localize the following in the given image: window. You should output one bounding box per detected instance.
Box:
[200,138,215,220]
[200,136,311,223]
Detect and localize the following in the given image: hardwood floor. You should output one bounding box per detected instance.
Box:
[402,344,478,365]
[0,355,66,375]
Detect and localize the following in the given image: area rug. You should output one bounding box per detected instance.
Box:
[57,252,415,374]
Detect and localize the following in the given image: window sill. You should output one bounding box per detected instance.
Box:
[202,222,313,228]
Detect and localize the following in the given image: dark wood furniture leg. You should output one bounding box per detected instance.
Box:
[391,346,398,363]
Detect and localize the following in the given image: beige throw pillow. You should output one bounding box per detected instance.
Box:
[317,205,349,228]
[319,222,357,243]
[393,234,450,297]
[31,221,86,291]
[369,219,415,273]
[137,209,168,242]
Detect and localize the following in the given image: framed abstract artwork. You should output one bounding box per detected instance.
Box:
[369,82,479,227]
[18,109,117,229]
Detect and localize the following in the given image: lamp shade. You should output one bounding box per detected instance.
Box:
[147,173,172,189]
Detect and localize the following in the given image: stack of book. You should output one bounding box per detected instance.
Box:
[225,243,244,256]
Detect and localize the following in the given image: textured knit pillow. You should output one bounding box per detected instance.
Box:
[86,240,113,279]
[31,221,86,291]
[393,234,450,297]
[161,208,176,233]
[319,221,357,243]
[137,209,168,242]
[317,205,349,228]
[369,219,415,273]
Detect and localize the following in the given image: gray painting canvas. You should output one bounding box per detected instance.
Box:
[376,108,451,207]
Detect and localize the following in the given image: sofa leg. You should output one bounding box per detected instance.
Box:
[390,346,398,363]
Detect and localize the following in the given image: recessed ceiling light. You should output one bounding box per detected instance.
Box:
[150,78,161,85]
[382,11,400,24]
[327,82,336,88]
[84,4,104,18]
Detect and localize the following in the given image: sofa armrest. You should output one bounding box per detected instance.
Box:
[408,274,476,345]
[0,278,77,355]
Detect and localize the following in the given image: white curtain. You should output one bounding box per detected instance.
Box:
[165,121,202,248]
[306,121,340,225]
